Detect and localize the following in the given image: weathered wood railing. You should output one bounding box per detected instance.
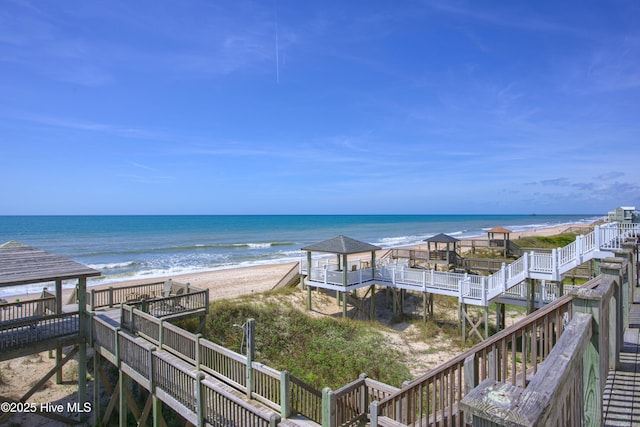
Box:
[462,275,620,426]
[461,313,590,426]
[0,311,80,351]
[91,313,282,426]
[323,374,401,427]
[119,305,294,414]
[370,246,633,426]
[369,279,588,426]
[288,372,323,423]
[0,291,56,322]
[88,281,165,309]
[87,280,201,311]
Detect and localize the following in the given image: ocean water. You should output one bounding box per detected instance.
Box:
[0,214,601,297]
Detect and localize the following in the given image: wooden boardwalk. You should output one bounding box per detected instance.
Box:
[603,326,640,426]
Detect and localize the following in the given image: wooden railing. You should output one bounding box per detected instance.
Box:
[324,374,401,427]
[272,262,301,289]
[91,313,282,426]
[369,278,588,426]
[302,223,640,307]
[88,281,165,309]
[288,372,323,423]
[0,311,80,351]
[118,305,304,414]
[462,313,591,426]
[370,245,633,427]
[462,276,620,426]
[88,280,203,311]
[0,292,56,322]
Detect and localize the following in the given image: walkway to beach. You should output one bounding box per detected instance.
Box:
[603,304,640,426]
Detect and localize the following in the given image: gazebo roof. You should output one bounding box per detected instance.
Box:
[424,233,459,243]
[0,241,101,288]
[487,226,512,234]
[301,235,381,255]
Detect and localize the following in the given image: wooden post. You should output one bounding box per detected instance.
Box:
[601,260,624,369]
[196,372,205,427]
[370,285,375,320]
[245,318,256,398]
[461,303,467,342]
[119,369,128,427]
[152,394,162,427]
[78,277,88,416]
[463,355,478,424]
[342,254,348,318]
[526,279,535,314]
[570,280,615,426]
[429,293,434,319]
[423,292,427,323]
[342,291,347,318]
[93,350,101,426]
[484,305,489,338]
[322,387,335,427]
[280,371,291,419]
[55,279,63,384]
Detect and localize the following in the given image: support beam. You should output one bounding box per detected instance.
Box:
[370,285,376,320]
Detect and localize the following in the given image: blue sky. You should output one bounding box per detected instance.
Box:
[1,0,639,215]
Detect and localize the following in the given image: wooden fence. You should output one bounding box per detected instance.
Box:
[369,278,586,426]
[91,313,282,426]
[370,246,633,426]
[0,291,56,322]
[116,304,325,421]
[462,275,620,426]
[87,280,201,311]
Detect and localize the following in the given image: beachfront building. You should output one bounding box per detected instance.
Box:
[0,240,214,426]
[608,206,638,223]
[486,226,512,258]
[0,241,100,425]
[300,235,381,318]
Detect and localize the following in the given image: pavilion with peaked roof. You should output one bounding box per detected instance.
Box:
[0,241,100,425]
[301,235,381,318]
[424,233,460,267]
[487,226,512,257]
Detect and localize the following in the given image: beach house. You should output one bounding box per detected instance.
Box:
[608,206,638,223]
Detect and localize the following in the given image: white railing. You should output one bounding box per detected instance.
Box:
[302,223,640,307]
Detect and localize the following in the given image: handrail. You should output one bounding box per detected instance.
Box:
[289,373,323,423]
[91,313,281,426]
[0,294,57,321]
[303,223,640,307]
[461,312,592,426]
[369,277,601,426]
[272,262,301,290]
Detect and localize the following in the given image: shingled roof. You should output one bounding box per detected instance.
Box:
[0,241,101,287]
[301,235,381,254]
[424,233,459,243]
[487,226,512,234]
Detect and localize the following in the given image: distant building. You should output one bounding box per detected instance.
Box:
[608,206,638,223]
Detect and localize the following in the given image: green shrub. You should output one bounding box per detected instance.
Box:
[201,300,411,389]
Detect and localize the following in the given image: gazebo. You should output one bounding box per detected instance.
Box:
[424,233,460,267]
[301,235,381,318]
[487,226,512,257]
[0,241,100,425]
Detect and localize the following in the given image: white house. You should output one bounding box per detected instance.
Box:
[608,206,638,223]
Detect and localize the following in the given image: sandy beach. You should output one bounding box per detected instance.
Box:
[72,222,591,303]
[0,222,594,426]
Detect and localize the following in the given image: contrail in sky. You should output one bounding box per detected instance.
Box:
[274,0,280,84]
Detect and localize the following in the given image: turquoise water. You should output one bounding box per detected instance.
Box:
[0,214,600,295]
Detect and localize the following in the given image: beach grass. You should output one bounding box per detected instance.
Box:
[183,295,412,390]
